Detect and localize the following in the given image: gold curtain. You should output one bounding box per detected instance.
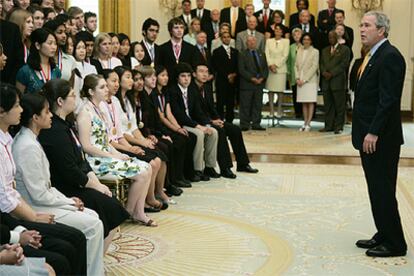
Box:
[99,0,131,34]
[223,0,253,8]
[286,0,318,26]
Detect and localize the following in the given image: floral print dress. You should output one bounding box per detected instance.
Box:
[80,101,149,179]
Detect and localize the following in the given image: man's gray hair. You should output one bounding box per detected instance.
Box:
[365,11,390,37]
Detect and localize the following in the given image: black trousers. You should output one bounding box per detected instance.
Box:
[168,132,189,181]
[291,84,303,118]
[19,220,87,275]
[360,145,407,251]
[322,88,346,131]
[212,122,250,171]
[183,132,197,179]
[216,78,236,123]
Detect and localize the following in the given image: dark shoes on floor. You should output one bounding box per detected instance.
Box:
[221,168,237,179]
[318,128,333,132]
[334,129,343,134]
[204,167,220,178]
[237,164,259,173]
[241,127,249,131]
[195,170,210,181]
[365,244,406,257]
[174,179,192,188]
[252,126,266,131]
[356,238,381,249]
[166,184,183,197]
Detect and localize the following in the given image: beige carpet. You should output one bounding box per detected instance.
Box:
[104,163,414,275]
[242,122,414,158]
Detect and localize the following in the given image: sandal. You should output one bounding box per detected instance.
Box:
[133,218,158,227]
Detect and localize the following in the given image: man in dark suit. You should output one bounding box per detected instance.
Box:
[158,17,197,86]
[291,9,320,49]
[169,63,219,180]
[334,10,354,56]
[289,0,315,29]
[352,11,407,258]
[212,31,238,123]
[0,19,24,84]
[238,36,268,131]
[204,9,221,49]
[179,0,193,35]
[140,18,161,67]
[192,62,258,177]
[220,0,246,38]
[317,0,344,49]
[319,30,350,134]
[254,0,273,36]
[191,0,211,28]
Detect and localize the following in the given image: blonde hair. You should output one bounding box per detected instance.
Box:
[138,66,155,79]
[8,8,33,40]
[93,32,111,58]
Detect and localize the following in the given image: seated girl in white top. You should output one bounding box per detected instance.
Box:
[90,33,123,74]
[12,93,104,276]
[76,74,156,226]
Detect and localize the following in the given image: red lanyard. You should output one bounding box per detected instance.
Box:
[39,64,51,83]
[2,143,16,175]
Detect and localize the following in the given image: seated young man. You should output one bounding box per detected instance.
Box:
[169,62,219,180]
[192,62,258,177]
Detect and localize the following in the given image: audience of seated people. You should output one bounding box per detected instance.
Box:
[0,0,358,273]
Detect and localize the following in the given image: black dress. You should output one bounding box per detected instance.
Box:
[38,115,130,237]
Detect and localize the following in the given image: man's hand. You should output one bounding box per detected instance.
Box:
[211,119,224,128]
[177,127,188,136]
[19,230,42,248]
[363,133,379,154]
[322,71,332,80]
[71,197,84,211]
[251,77,260,85]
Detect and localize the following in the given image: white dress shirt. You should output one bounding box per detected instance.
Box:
[178,84,190,117]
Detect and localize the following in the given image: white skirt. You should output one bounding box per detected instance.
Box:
[297,82,317,103]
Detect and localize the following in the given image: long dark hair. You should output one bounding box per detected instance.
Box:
[42,79,72,113]
[28,28,57,71]
[20,93,48,128]
[114,66,136,112]
[0,83,20,113]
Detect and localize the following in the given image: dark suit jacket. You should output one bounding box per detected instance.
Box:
[238,49,269,90]
[38,115,92,196]
[158,40,197,82]
[0,212,21,244]
[140,89,169,137]
[169,84,209,127]
[291,23,320,50]
[194,44,212,71]
[0,20,24,84]
[205,21,220,49]
[191,8,211,27]
[220,7,247,37]
[212,45,238,81]
[140,40,160,66]
[317,8,343,34]
[320,44,351,91]
[254,9,274,34]
[349,57,363,92]
[193,82,220,121]
[178,14,192,35]
[352,40,405,150]
[289,12,316,29]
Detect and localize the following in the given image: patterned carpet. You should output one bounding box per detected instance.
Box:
[104,163,414,276]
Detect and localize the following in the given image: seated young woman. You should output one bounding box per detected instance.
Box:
[101,68,169,211]
[131,69,187,195]
[141,66,194,187]
[75,74,157,226]
[154,66,198,183]
[12,93,105,275]
[0,83,86,275]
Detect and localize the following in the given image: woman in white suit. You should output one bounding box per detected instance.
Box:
[265,25,290,118]
[295,33,319,131]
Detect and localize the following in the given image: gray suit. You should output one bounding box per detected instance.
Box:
[238,49,269,128]
[320,44,351,130]
[236,30,265,53]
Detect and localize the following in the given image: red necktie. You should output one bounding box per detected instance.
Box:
[263,10,268,29]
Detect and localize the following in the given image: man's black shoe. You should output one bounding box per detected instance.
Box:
[175,180,192,188]
[241,127,249,131]
[366,245,406,257]
[166,185,183,196]
[204,167,220,178]
[189,174,201,182]
[252,126,266,131]
[221,168,237,179]
[195,171,210,181]
[237,164,259,173]
[356,238,381,249]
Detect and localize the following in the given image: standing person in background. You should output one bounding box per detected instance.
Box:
[287,28,303,118]
[319,30,350,134]
[191,0,211,29]
[265,25,290,119]
[289,0,315,29]
[295,33,319,132]
[183,17,202,46]
[84,11,97,35]
[205,9,220,49]
[67,6,84,32]
[236,16,265,53]
[220,0,246,38]
[238,36,268,131]
[179,0,193,35]
[317,0,343,50]
[140,18,160,67]
[353,11,407,258]
[212,31,238,123]
[53,0,66,14]
[254,0,273,38]
[268,10,289,39]
[291,9,320,50]
[210,23,235,53]
[8,8,33,64]
[90,32,122,73]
